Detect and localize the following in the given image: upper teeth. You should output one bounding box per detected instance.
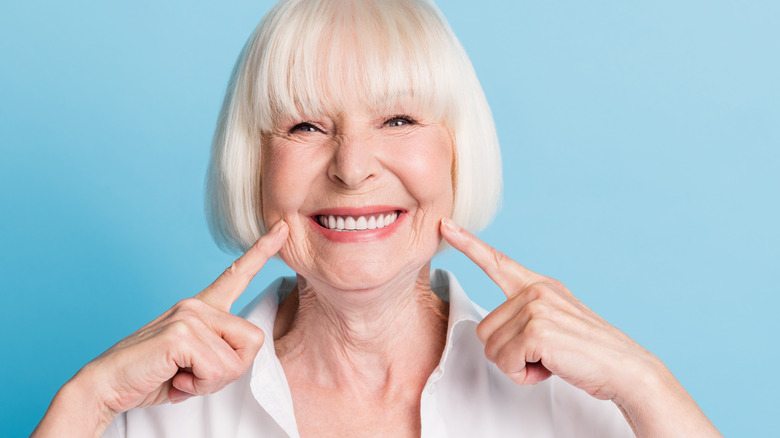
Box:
[317,212,399,231]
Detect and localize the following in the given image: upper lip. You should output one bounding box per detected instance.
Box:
[309,206,407,217]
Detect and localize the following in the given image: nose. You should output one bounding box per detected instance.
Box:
[327,132,380,188]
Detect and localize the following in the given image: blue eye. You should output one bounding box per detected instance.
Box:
[386,116,415,127]
[291,122,319,133]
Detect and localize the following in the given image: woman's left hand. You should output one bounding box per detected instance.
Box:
[440,218,722,437]
[440,218,654,400]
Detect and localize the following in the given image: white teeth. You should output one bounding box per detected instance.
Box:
[356,216,367,230]
[317,212,399,231]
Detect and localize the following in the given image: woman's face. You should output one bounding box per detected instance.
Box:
[261,98,454,291]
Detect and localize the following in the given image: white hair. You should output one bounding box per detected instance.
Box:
[206,0,502,253]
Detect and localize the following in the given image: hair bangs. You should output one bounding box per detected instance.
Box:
[208,0,502,253]
[253,0,456,131]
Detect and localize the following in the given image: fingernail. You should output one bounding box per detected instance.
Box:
[273,220,287,233]
[264,220,287,238]
[253,221,288,249]
[441,218,460,233]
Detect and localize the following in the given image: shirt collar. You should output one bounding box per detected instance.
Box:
[429,269,486,377]
[237,270,486,436]
[239,277,300,438]
[430,268,485,326]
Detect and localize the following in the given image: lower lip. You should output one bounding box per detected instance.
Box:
[310,211,406,243]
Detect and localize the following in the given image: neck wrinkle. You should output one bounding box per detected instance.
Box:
[274,265,448,393]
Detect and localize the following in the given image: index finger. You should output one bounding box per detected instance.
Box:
[197,220,289,312]
[440,218,542,298]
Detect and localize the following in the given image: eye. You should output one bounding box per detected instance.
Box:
[385,115,416,128]
[289,122,320,134]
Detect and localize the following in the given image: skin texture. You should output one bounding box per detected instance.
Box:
[32,222,289,437]
[439,218,723,438]
[32,100,722,438]
[263,100,454,437]
[261,100,454,292]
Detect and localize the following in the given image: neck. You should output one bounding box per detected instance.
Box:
[274,264,448,394]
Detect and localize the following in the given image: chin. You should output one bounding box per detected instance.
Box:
[278,209,443,292]
[282,246,434,293]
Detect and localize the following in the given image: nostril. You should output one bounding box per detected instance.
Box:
[328,167,376,188]
[327,142,380,188]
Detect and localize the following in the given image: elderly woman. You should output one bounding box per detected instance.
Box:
[34,0,721,437]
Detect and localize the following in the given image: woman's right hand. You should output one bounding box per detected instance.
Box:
[32,221,289,437]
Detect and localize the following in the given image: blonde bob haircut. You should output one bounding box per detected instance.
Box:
[206,0,502,253]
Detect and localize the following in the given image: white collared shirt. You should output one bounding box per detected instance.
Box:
[104,270,634,437]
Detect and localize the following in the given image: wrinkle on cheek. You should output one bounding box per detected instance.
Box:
[280,229,314,273]
[408,206,443,252]
[408,207,428,244]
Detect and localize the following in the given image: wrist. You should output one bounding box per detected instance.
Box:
[33,367,118,438]
[611,355,721,437]
[612,352,672,409]
[69,365,120,427]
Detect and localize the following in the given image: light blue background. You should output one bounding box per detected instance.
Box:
[1,1,778,436]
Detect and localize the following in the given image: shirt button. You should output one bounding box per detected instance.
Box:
[427,384,436,394]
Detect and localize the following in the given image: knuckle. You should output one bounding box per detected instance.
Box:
[483,343,496,363]
[543,277,571,298]
[545,277,565,290]
[170,299,206,322]
[485,337,504,362]
[206,367,224,383]
[524,300,550,320]
[221,260,252,285]
[165,320,195,340]
[490,247,509,270]
[222,261,243,280]
[494,353,516,375]
[523,319,550,341]
[173,297,204,314]
[251,323,265,339]
[247,326,265,351]
[475,321,491,343]
[525,282,551,301]
[225,358,245,379]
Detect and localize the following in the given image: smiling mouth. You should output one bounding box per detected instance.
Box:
[315,211,400,231]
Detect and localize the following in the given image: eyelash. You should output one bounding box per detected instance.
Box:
[287,114,417,134]
[385,114,416,127]
[289,122,320,134]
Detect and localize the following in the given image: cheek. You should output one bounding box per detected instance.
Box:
[395,136,454,212]
[262,165,311,271]
[261,146,325,271]
[261,149,318,222]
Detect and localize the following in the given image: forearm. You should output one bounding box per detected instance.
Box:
[32,371,116,438]
[613,357,721,438]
